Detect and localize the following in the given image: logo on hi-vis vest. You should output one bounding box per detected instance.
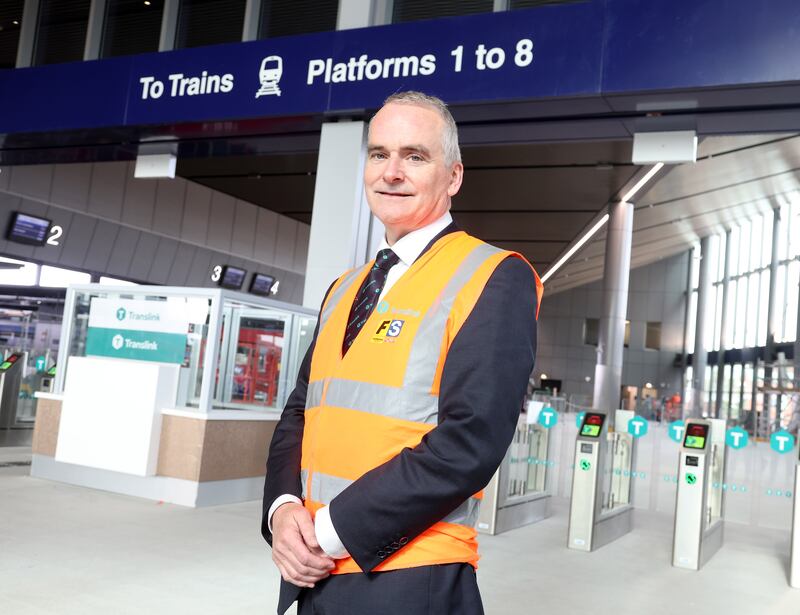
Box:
[372,319,405,343]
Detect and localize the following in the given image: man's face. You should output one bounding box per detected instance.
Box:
[364,103,463,242]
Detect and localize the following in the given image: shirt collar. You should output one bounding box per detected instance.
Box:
[378,212,453,267]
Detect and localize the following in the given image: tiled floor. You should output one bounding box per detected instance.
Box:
[2,447,800,614]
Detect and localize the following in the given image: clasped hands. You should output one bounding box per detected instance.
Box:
[271,502,336,588]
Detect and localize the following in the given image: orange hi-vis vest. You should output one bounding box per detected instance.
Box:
[301,231,543,574]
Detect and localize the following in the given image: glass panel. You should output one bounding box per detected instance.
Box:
[0,257,38,286]
[784,260,799,343]
[101,0,163,58]
[0,1,24,69]
[645,322,661,350]
[393,0,493,23]
[607,431,633,508]
[712,283,722,351]
[584,318,599,346]
[507,420,549,498]
[39,265,91,287]
[738,220,751,276]
[734,276,748,348]
[34,0,91,66]
[176,0,246,49]
[729,225,740,277]
[761,209,773,269]
[221,309,287,410]
[750,215,763,271]
[790,193,800,259]
[706,431,725,526]
[259,0,338,38]
[745,273,758,348]
[730,363,742,420]
[757,269,770,347]
[724,279,736,348]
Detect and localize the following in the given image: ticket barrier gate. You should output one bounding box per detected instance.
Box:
[790,443,800,588]
[477,403,553,535]
[0,353,31,445]
[672,418,726,570]
[568,409,636,551]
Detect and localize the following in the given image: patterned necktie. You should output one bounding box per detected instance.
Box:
[342,248,400,355]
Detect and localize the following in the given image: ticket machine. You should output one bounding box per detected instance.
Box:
[672,418,726,570]
[790,443,800,588]
[568,409,636,551]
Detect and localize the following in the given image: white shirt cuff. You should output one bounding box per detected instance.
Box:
[267,494,302,533]
[314,505,350,559]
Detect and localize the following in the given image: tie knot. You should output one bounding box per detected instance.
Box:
[374,249,399,271]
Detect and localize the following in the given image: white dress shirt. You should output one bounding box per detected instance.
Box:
[268,212,454,558]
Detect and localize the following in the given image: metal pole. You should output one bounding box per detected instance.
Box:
[715,230,732,418]
[593,200,634,419]
[680,248,692,417]
[692,235,712,418]
[765,207,781,431]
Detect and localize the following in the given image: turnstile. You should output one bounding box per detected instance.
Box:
[0,353,25,430]
[568,409,636,551]
[790,442,800,588]
[672,418,726,570]
[477,403,553,535]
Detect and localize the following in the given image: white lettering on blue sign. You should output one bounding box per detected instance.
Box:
[306,54,437,85]
[140,71,234,100]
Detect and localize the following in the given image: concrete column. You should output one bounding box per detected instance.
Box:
[691,235,712,417]
[593,201,633,416]
[303,121,384,310]
[337,0,375,29]
[158,0,180,51]
[83,0,108,60]
[15,0,40,68]
[715,229,732,418]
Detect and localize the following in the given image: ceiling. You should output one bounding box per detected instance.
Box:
[177,132,800,295]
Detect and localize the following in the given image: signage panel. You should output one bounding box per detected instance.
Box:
[86,298,189,364]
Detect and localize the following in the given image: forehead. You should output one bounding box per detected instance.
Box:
[368,103,445,148]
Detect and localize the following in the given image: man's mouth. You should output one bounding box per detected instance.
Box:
[377,191,412,198]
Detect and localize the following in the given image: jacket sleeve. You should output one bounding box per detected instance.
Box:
[261,283,333,546]
[328,257,538,571]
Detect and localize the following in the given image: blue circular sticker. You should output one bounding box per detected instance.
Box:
[726,426,748,450]
[628,416,649,438]
[668,420,685,443]
[537,406,558,429]
[770,430,796,454]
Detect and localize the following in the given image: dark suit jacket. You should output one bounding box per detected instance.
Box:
[261,223,539,611]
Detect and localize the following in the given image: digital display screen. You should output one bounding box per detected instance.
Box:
[46,365,57,377]
[684,423,709,450]
[249,273,275,297]
[580,412,605,438]
[0,354,20,371]
[219,266,246,290]
[7,212,51,246]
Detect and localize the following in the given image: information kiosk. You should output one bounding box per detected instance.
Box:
[672,418,726,570]
[791,443,800,588]
[568,409,636,551]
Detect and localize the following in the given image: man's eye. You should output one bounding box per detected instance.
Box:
[408,154,424,162]
[370,152,387,160]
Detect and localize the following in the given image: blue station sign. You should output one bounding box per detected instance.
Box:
[1,0,800,135]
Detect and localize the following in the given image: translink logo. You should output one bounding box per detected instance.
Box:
[116,307,127,321]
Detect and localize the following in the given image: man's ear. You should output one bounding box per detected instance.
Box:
[447,162,464,197]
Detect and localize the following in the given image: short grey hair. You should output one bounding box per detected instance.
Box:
[377,91,462,166]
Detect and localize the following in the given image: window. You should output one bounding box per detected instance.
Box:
[0,257,37,286]
[99,276,138,286]
[259,0,338,38]
[0,1,24,69]
[34,0,91,66]
[101,0,163,58]
[584,318,630,347]
[175,0,246,49]
[584,318,598,346]
[645,322,661,350]
[392,0,493,23]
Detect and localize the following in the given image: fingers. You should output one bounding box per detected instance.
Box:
[296,512,321,550]
[271,508,335,587]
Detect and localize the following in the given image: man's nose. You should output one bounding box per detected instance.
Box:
[382,156,404,182]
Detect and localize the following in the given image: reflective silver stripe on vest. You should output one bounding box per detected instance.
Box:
[442,496,482,528]
[324,378,438,424]
[402,242,504,395]
[307,379,324,409]
[300,468,309,499]
[305,470,479,528]
[320,265,369,331]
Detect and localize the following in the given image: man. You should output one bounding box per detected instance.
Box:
[262,91,542,614]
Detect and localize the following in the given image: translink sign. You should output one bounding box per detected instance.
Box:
[86,298,189,364]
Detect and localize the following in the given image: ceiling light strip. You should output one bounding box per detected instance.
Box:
[541,214,609,284]
[621,162,664,203]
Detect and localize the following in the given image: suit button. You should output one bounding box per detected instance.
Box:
[377,551,387,559]
[391,541,400,549]
[399,537,409,545]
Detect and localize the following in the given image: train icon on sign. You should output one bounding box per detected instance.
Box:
[256,56,283,98]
